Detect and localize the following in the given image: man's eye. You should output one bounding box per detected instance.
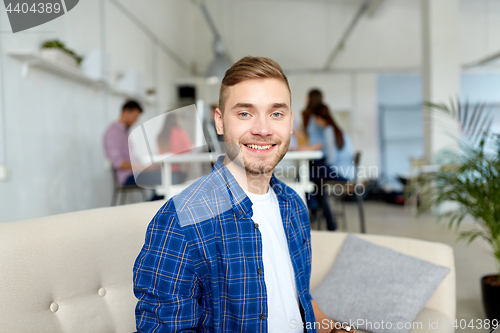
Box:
[271,112,283,118]
[239,112,250,118]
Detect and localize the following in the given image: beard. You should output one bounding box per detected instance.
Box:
[224,136,290,175]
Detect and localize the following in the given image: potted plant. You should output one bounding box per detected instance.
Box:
[40,39,83,68]
[410,101,500,321]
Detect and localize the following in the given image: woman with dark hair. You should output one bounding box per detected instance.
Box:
[157,112,193,184]
[300,90,354,231]
[311,107,354,231]
[301,89,325,151]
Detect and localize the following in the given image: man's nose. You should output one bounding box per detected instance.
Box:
[250,116,273,137]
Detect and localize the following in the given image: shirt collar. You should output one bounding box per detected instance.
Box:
[212,156,293,219]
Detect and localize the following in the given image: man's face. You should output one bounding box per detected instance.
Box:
[215,78,293,175]
[123,109,141,127]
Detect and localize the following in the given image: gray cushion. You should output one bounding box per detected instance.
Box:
[310,235,450,333]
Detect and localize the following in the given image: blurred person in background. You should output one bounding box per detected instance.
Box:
[103,100,143,186]
[301,89,325,151]
[157,112,193,185]
[103,100,162,200]
[299,90,326,226]
[299,90,353,231]
[308,107,354,231]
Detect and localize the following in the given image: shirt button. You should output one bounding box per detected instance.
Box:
[254,223,259,229]
[260,314,266,320]
[238,211,243,215]
[257,268,262,274]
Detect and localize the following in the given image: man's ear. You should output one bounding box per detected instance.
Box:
[214,108,224,135]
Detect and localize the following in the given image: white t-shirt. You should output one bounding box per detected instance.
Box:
[245,186,303,333]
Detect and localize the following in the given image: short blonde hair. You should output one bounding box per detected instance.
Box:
[218,56,291,114]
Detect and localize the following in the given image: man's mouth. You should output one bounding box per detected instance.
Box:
[244,143,276,151]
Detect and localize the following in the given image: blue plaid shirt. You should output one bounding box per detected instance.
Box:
[133,157,316,332]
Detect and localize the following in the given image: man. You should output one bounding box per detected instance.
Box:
[103,100,143,186]
[133,57,355,333]
[103,100,162,197]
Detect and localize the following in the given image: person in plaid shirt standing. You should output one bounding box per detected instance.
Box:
[133,56,355,333]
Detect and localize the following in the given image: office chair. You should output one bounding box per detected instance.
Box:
[111,169,147,206]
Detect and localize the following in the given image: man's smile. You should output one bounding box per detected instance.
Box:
[243,143,278,152]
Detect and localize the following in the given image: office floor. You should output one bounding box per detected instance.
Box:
[311,201,496,332]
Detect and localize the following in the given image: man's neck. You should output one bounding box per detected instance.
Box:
[118,117,129,128]
[223,156,272,195]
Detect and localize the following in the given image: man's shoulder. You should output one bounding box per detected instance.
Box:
[105,121,118,131]
[103,122,122,138]
[157,170,232,228]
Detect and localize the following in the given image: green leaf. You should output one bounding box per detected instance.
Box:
[416,100,500,271]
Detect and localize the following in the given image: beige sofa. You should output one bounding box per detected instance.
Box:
[0,201,455,332]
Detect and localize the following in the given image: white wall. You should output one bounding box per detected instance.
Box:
[0,0,197,223]
[460,0,500,66]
